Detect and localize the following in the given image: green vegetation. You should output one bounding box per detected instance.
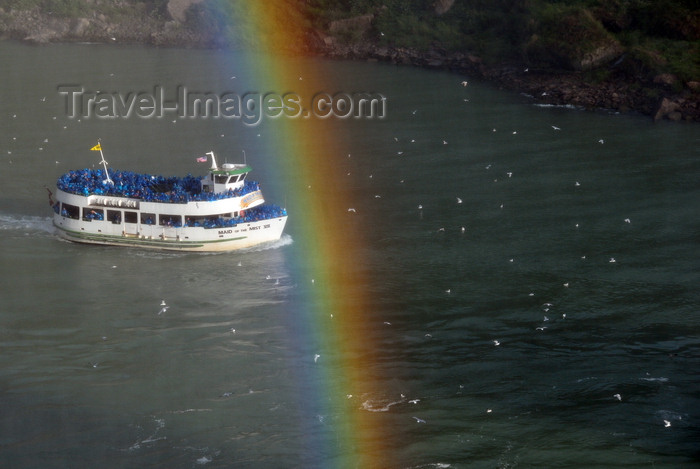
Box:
[306,0,699,83]
[5,0,698,83]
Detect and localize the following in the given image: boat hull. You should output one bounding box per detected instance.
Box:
[51,188,287,252]
[53,215,287,252]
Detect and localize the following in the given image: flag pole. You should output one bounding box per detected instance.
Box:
[97,139,113,185]
[207,151,217,170]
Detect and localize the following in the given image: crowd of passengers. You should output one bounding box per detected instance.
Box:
[186,204,287,228]
[57,168,260,203]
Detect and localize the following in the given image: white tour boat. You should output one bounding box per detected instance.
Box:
[50,144,287,251]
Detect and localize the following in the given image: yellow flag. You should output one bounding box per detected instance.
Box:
[90,143,101,151]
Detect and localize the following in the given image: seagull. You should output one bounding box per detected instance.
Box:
[409,399,420,404]
[158,300,169,315]
[347,208,356,212]
[461,81,468,86]
[412,416,426,423]
[598,139,605,144]
[418,204,423,210]
[443,140,448,145]
[507,172,513,178]
[613,393,622,401]
[575,181,581,186]
[461,226,466,233]
[493,340,500,346]
[536,326,547,331]
[551,125,560,130]
[664,420,671,427]
[624,218,631,223]
[563,282,569,287]
[610,257,616,263]
[314,354,320,363]
[456,197,462,204]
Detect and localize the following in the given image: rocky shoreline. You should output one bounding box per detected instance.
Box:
[2,6,697,122]
[316,40,699,122]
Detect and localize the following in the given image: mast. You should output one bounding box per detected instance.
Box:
[207,151,217,170]
[95,140,113,185]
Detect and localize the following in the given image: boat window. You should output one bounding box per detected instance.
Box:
[107,210,122,224]
[124,211,138,223]
[185,216,206,227]
[83,208,104,221]
[141,212,156,225]
[159,214,182,227]
[61,203,79,219]
[214,175,228,184]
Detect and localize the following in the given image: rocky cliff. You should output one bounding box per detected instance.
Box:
[1,0,697,122]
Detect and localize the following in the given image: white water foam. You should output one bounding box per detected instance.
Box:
[0,213,54,234]
[532,103,582,110]
[360,396,406,412]
[245,233,293,252]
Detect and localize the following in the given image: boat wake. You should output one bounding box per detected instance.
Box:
[245,233,293,252]
[0,213,54,235]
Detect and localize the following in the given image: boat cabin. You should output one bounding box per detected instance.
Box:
[201,151,251,194]
[202,163,251,194]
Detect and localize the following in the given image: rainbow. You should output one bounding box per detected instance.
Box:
[217,2,383,464]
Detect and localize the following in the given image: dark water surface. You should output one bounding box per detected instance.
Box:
[1,42,699,468]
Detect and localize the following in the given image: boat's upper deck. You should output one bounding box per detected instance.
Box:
[57,168,261,204]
